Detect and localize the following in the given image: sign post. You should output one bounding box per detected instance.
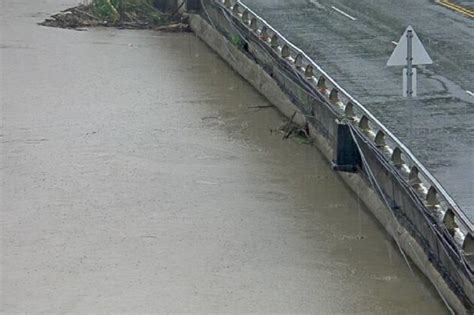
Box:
[387,25,432,97]
[387,26,432,143]
[406,29,413,97]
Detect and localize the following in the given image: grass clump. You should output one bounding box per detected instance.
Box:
[90,0,167,25]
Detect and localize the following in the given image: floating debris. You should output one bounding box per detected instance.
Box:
[39,0,190,31]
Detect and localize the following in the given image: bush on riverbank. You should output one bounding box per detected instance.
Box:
[90,0,166,25]
[39,0,188,30]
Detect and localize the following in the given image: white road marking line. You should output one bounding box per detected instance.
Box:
[466,90,474,97]
[331,6,357,21]
[391,41,398,46]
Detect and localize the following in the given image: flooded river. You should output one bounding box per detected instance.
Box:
[1,0,446,313]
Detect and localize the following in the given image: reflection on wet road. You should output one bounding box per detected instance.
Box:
[1,0,446,313]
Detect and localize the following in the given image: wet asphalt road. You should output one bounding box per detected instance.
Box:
[0,0,448,313]
[242,0,474,219]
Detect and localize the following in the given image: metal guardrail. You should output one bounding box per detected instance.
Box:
[212,0,473,249]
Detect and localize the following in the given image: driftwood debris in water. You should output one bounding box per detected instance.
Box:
[39,1,188,31]
[283,112,297,139]
[278,113,313,144]
[153,23,190,32]
[39,5,105,29]
[247,105,274,109]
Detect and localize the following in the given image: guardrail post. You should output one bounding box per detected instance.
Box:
[426,186,439,208]
[294,54,303,68]
[329,88,339,103]
[304,65,314,78]
[344,102,355,119]
[260,26,269,41]
[250,18,258,31]
[408,166,421,185]
[232,3,240,14]
[375,131,386,148]
[443,209,457,235]
[242,10,250,23]
[391,147,404,167]
[270,35,279,48]
[317,76,327,92]
[358,115,370,131]
[281,45,290,58]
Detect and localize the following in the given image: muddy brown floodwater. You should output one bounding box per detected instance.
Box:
[1,0,447,313]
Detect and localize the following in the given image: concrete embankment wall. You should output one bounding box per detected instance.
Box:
[181,0,473,312]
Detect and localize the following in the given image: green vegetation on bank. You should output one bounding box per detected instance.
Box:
[39,0,188,30]
[90,0,167,25]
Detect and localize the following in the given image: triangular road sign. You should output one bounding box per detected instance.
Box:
[387,25,433,66]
